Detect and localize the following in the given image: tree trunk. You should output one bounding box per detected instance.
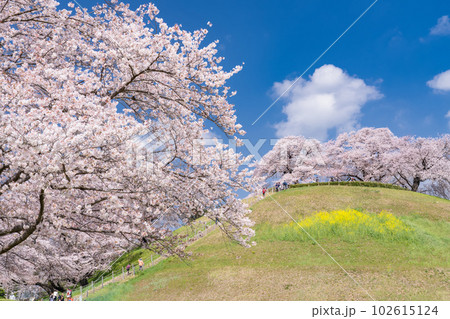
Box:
[411,176,421,192]
[35,281,65,295]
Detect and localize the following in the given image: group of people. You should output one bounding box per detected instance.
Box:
[275,181,289,192]
[262,181,289,197]
[49,289,73,301]
[47,258,146,301]
[263,177,360,198]
[125,258,145,275]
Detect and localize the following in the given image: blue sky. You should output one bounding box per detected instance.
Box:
[69,0,449,153]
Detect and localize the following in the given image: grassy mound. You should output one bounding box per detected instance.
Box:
[85,186,449,301]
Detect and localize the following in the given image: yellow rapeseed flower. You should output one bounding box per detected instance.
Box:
[296,209,412,239]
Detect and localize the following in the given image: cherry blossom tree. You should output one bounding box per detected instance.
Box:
[253,136,324,184]
[256,129,449,195]
[390,135,449,192]
[0,0,254,292]
[325,128,398,182]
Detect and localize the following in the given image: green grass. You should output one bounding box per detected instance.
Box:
[290,181,407,190]
[85,186,449,301]
[69,217,214,299]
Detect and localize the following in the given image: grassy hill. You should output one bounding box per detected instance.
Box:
[85,186,449,301]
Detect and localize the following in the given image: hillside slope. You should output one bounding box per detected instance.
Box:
[87,186,450,301]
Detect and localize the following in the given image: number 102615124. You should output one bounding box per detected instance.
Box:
[372,305,438,316]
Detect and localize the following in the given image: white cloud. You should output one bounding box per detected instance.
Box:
[427,69,450,91]
[202,129,219,140]
[198,129,221,147]
[273,64,382,140]
[430,15,450,36]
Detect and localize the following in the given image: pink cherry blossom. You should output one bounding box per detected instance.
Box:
[0,0,253,292]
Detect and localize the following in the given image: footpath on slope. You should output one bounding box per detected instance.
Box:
[75,189,274,301]
[75,220,217,301]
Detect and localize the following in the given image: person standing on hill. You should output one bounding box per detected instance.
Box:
[283,181,288,190]
[126,264,131,275]
[138,258,144,271]
[262,188,266,197]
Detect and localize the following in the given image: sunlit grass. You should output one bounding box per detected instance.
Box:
[256,209,418,243]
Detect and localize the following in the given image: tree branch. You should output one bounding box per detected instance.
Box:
[0,189,45,255]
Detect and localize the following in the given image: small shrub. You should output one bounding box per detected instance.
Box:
[289,181,406,191]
